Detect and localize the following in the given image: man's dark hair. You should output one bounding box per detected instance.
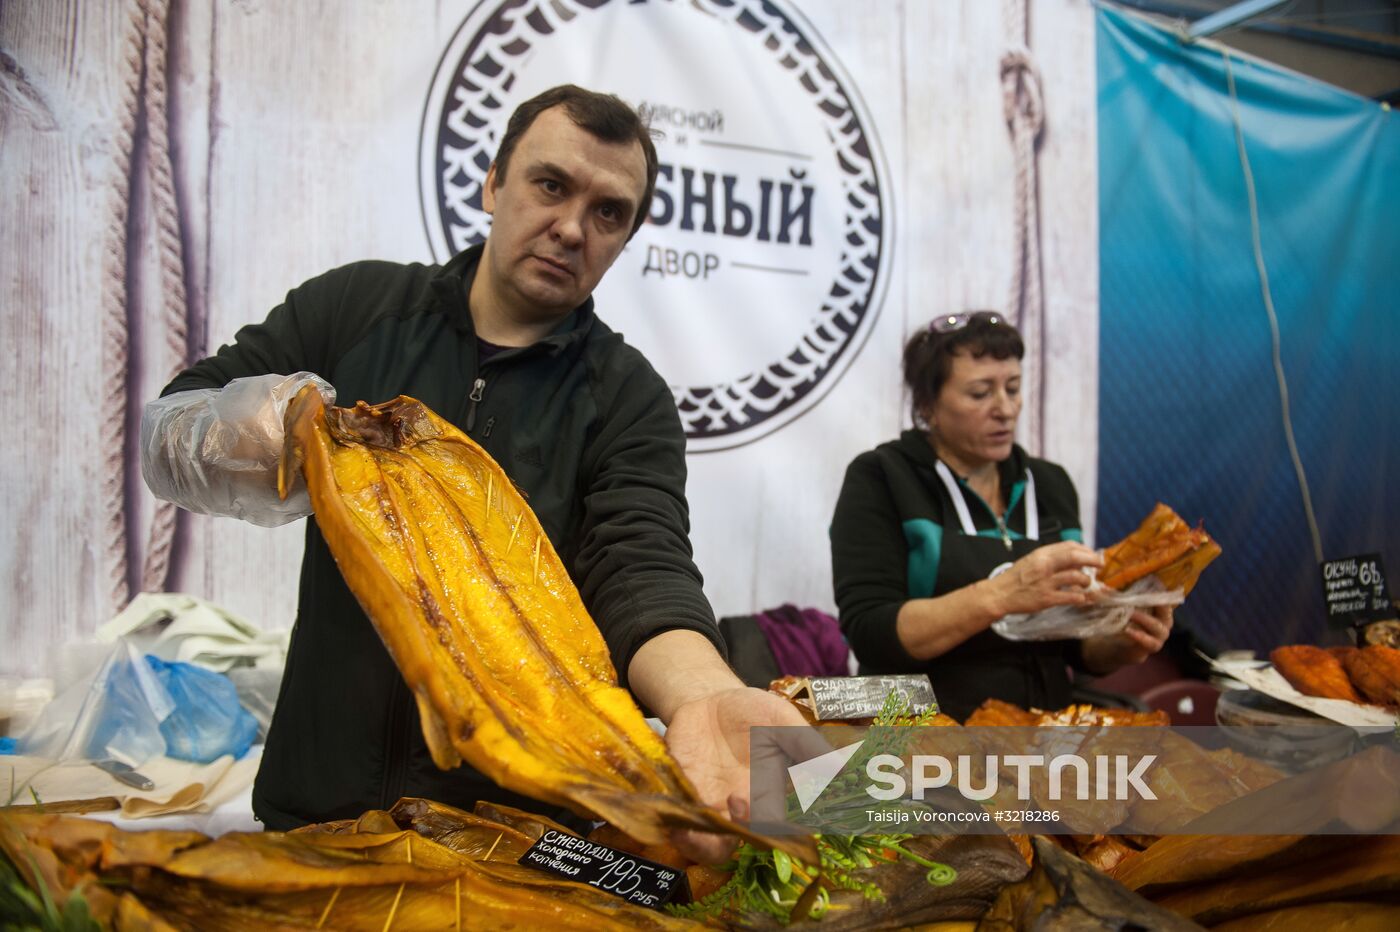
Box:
[492,84,659,238]
[903,312,1025,425]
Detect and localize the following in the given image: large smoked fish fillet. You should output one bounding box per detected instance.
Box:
[280,389,807,857]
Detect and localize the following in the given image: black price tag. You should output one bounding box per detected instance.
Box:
[807,674,937,721]
[1320,553,1393,631]
[517,828,689,909]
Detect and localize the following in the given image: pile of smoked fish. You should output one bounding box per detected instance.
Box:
[1271,644,1400,708]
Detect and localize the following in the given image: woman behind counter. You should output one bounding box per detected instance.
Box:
[829,312,1172,721]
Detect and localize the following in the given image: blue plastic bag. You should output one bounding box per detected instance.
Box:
[20,641,171,766]
[81,646,172,765]
[146,656,258,763]
[19,644,258,766]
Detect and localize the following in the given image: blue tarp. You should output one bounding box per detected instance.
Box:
[1096,5,1400,652]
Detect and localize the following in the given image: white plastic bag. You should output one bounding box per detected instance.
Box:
[992,574,1184,641]
[141,372,334,527]
[97,592,288,673]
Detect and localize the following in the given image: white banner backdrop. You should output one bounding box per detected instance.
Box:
[0,0,1096,677]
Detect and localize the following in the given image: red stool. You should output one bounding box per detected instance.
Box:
[1138,679,1220,726]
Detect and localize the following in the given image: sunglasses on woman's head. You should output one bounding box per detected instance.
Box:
[928,311,1003,334]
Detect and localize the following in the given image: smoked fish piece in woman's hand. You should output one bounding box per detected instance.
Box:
[279,387,812,860]
[1099,502,1221,595]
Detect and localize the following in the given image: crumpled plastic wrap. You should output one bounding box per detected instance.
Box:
[141,371,335,527]
[992,574,1184,642]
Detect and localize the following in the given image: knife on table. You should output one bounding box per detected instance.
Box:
[93,759,155,791]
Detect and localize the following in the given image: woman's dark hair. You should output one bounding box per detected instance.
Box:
[902,312,1025,425]
[492,84,660,239]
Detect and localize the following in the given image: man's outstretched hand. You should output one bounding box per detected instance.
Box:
[628,631,827,864]
[664,685,821,863]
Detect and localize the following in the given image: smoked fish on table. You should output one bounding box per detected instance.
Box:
[1270,645,1364,703]
[0,810,702,931]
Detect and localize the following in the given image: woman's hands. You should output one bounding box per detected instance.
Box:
[896,541,1104,661]
[985,541,1104,617]
[898,541,1174,672]
[1081,605,1175,674]
[990,544,1175,673]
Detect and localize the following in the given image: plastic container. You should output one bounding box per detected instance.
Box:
[1215,689,1356,773]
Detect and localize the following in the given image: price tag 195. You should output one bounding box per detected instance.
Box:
[1319,553,1393,633]
[518,828,690,909]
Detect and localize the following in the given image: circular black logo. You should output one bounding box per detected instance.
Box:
[421,0,891,450]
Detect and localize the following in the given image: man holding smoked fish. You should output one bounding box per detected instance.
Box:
[143,85,809,860]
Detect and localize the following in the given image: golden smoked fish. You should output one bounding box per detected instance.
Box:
[280,389,810,859]
[1,811,702,931]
